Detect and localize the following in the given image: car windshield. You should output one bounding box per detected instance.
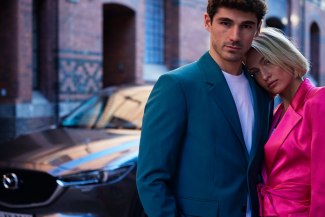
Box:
[61,86,150,129]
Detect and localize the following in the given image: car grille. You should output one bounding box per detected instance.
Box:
[0,168,61,208]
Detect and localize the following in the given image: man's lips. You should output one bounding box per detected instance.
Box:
[225,45,241,50]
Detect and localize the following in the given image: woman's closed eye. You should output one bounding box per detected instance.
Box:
[249,69,261,77]
[263,59,271,65]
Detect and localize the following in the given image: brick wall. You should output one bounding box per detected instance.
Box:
[178,0,209,65]
[2,0,324,145]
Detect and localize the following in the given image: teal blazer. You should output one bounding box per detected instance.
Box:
[137,52,272,217]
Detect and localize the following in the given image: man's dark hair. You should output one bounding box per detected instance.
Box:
[207,0,267,24]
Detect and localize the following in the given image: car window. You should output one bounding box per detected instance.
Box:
[96,90,150,129]
[61,96,106,128]
[61,87,151,129]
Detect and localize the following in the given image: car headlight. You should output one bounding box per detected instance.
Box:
[56,164,135,187]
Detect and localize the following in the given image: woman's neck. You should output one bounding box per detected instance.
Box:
[279,78,303,110]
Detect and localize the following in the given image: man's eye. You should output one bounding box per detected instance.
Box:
[220,22,231,26]
[242,24,253,29]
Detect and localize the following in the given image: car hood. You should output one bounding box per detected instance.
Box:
[0,128,140,177]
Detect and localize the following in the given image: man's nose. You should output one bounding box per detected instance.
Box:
[229,26,241,41]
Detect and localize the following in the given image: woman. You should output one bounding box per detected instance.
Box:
[245,27,325,216]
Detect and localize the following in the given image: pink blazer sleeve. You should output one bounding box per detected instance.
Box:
[309,88,325,216]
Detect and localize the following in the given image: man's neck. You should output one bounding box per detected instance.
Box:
[220,63,243,76]
[209,51,243,75]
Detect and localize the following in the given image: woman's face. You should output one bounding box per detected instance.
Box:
[245,49,297,97]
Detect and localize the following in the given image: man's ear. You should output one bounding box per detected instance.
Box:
[204,13,211,31]
[255,20,263,37]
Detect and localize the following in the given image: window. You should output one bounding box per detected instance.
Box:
[145,0,165,64]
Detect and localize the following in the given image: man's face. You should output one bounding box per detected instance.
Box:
[205,7,260,70]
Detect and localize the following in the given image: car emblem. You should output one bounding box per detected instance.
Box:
[2,173,19,190]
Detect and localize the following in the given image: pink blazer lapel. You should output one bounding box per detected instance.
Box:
[264,79,316,177]
[264,105,302,175]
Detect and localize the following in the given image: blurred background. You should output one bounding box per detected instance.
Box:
[0,0,323,144]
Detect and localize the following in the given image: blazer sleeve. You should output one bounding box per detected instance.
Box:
[136,74,187,217]
[309,88,325,216]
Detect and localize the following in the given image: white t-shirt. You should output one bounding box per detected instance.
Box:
[222,71,254,217]
[222,71,254,153]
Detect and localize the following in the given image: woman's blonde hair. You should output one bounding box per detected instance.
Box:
[251,27,310,77]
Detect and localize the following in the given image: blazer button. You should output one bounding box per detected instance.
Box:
[241,205,246,212]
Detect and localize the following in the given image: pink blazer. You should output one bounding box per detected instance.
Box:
[258,79,325,217]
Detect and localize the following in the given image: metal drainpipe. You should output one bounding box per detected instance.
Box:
[300,0,306,54]
[287,0,292,37]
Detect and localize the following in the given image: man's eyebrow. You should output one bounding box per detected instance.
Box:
[242,20,257,25]
[217,17,233,22]
[216,17,257,25]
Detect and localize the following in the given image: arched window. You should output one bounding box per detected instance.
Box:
[103,4,136,86]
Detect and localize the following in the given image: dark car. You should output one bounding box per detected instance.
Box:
[0,84,153,217]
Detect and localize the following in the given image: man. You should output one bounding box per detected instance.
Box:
[137,1,272,216]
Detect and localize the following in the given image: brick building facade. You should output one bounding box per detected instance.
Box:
[265,0,325,85]
[0,0,324,144]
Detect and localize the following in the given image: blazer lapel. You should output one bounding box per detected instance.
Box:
[197,52,248,161]
[245,70,264,162]
[264,106,301,175]
[264,79,314,175]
